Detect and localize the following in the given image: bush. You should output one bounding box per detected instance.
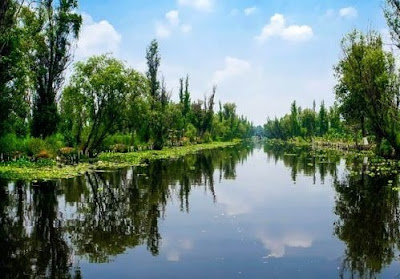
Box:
[25,137,50,157]
[202,132,212,143]
[378,139,394,157]
[0,134,24,155]
[184,124,197,143]
[111,144,129,153]
[103,133,133,151]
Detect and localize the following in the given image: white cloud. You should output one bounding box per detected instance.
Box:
[255,13,313,43]
[155,22,171,38]
[244,6,257,16]
[339,7,358,18]
[76,13,121,59]
[213,57,251,84]
[156,10,192,38]
[166,10,180,26]
[258,232,313,258]
[181,24,192,33]
[177,0,213,12]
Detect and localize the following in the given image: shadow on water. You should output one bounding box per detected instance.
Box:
[0,145,253,278]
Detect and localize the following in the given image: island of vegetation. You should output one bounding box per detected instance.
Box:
[0,1,252,180]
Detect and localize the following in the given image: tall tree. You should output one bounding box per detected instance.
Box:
[0,0,29,136]
[30,0,82,138]
[318,101,329,136]
[146,39,160,104]
[182,75,191,119]
[335,30,400,154]
[290,101,300,137]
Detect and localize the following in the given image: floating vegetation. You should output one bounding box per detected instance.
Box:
[0,141,240,181]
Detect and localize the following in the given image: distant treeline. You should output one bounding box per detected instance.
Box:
[0,0,252,159]
[263,101,343,140]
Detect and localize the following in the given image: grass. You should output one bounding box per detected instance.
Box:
[0,141,240,181]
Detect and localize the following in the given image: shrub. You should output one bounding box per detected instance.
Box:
[25,138,49,157]
[111,144,128,153]
[35,150,51,159]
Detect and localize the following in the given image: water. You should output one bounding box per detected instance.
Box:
[1,144,400,278]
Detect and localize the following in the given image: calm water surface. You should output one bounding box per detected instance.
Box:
[2,144,400,278]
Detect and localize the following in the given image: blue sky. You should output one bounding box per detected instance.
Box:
[74,0,390,125]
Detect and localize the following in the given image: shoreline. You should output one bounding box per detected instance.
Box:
[0,141,240,181]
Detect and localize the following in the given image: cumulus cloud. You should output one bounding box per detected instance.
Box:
[166,10,180,26]
[255,13,313,43]
[339,7,358,18]
[177,0,213,12]
[156,10,192,38]
[76,13,121,59]
[244,6,257,16]
[213,57,251,84]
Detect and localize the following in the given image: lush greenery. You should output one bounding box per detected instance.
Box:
[263,101,345,141]
[0,1,252,165]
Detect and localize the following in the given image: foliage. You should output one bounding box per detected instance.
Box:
[28,0,82,138]
[334,30,400,155]
[61,55,141,153]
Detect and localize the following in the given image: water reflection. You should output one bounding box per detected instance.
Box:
[334,172,400,278]
[263,144,340,183]
[0,146,252,278]
[2,144,400,278]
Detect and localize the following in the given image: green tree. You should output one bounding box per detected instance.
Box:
[318,101,329,136]
[62,55,138,153]
[0,0,30,137]
[29,0,82,138]
[334,30,400,153]
[146,39,160,104]
[290,101,300,137]
[300,108,316,138]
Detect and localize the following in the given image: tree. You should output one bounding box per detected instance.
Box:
[62,55,138,153]
[334,30,400,153]
[183,75,191,120]
[0,0,30,137]
[318,101,329,136]
[30,0,82,138]
[301,108,316,138]
[146,39,160,104]
[290,101,300,137]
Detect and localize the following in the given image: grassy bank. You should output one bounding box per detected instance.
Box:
[0,141,240,181]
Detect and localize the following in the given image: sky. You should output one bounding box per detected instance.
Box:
[73,0,391,125]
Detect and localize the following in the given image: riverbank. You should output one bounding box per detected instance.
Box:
[265,138,374,153]
[0,141,240,181]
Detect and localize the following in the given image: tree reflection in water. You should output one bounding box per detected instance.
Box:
[0,145,252,278]
[264,143,400,278]
[334,172,400,279]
